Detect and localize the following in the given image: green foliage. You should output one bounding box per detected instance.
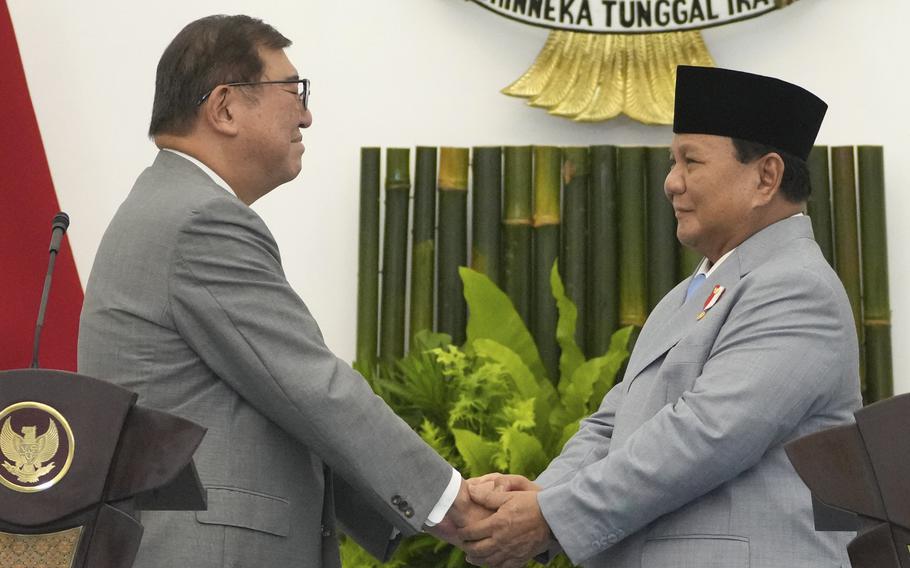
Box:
[552,261,585,381]
[462,267,548,381]
[367,330,453,430]
[452,428,498,477]
[345,266,633,568]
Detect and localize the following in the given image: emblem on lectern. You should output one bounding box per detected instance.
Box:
[0,403,74,493]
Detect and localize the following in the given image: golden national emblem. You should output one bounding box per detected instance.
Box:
[0,402,74,493]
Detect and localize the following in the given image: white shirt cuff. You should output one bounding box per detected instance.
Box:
[423,468,462,527]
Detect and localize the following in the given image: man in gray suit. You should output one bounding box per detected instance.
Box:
[78,15,486,567]
[460,66,861,567]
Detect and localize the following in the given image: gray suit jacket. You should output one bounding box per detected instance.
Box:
[78,151,452,567]
[536,216,860,567]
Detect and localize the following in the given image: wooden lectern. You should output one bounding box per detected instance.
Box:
[786,393,910,568]
[0,369,206,568]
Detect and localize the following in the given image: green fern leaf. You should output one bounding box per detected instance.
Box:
[461,267,548,381]
[498,427,549,478]
[501,398,537,432]
[452,428,498,477]
[551,261,585,382]
[419,419,457,463]
[472,338,540,399]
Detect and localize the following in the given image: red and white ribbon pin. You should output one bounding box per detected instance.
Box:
[697,285,726,321]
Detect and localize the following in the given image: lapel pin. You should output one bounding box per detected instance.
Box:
[697,285,726,321]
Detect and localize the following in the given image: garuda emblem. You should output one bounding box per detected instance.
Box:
[0,402,73,492]
[466,0,805,123]
[1,418,59,483]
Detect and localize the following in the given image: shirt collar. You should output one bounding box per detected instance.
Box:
[161,148,237,198]
[694,212,805,277]
[695,250,734,278]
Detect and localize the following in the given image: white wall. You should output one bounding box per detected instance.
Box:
[9,0,909,391]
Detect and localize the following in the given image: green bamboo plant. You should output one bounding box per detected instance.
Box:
[858,146,892,403]
[354,148,381,377]
[379,148,411,363]
[586,145,620,358]
[437,147,470,346]
[472,146,503,285]
[562,147,588,352]
[342,264,634,568]
[617,147,648,329]
[409,147,438,349]
[645,146,677,310]
[831,146,865,398]
[807,146,834,265]
[502,146,533,326]
[533,146,562,384]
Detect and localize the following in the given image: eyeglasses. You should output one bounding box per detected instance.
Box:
[197,78,310,109]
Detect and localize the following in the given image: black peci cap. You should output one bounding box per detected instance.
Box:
[673,66,827,161]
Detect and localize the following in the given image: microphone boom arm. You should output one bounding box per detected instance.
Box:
[31,212,70,369]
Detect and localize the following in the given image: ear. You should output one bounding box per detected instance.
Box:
[753,152,785,205]
[200,86,240,137]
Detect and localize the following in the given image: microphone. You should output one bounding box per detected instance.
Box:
[31,212,70,368]
[49,212,70,253]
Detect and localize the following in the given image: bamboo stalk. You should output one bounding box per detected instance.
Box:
[502,146,533,326]
[646,146,677,310]
[587,145,619,357]
[437,147,470,345]
[355,147,380,376]
[831,146,865,399]
[409,146,437,349]
[379,148,411,363]
[472,147,503,285]
[618,147,648,328]
[858,145,892,402]
[562,146,588,352]
[533,146,561,383]
[807,146,834,265]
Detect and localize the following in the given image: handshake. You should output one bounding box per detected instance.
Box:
[427,473,555,568]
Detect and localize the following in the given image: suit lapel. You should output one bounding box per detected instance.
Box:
[621,215,815,389]
[623,261,737,386]
[622,281,683,382]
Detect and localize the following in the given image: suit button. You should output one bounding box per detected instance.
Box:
[391,495,401,506]
[397,500,409,511]
[320,524,333,538]
[404,507,414,518]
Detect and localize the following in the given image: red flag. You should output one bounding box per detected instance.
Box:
[0,1,83,371]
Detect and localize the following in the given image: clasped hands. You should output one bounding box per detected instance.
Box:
[428,474,553,568]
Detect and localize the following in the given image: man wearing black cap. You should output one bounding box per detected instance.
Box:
[459,66,861,568]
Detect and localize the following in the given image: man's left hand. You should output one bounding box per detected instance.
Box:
[458,485,552,568]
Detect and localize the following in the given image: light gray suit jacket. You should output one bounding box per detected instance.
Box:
[536,216,860,567]
[78,151,452,567]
